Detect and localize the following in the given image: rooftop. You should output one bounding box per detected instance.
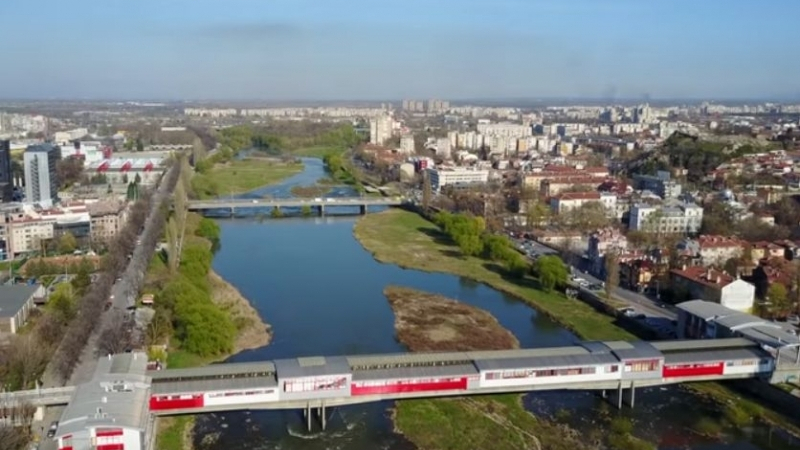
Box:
[0,284,40,318]
[56,353,151,439]
[556,191,601,201]
[671,266,736,289]
[676,300,800,349]
[25,143,59,153]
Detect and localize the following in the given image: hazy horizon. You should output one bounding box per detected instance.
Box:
[1,0,799,101]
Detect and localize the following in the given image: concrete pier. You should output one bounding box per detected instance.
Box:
[305,404,311,431]
[359,204,367,215]
[318,402,326,431]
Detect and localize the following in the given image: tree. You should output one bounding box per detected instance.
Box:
[71,259,93,296]
[165,217,179,274]
[177,303,236,357]
[107,183,113,194]
[525,200,550,230]
[563,202,610,232]
[146,308,172,346]
[135,138,144,152]
[534,255,569,291]
[604,251,620,299]
[134,172,142,184]
[767,283,790,318]
[122,173,129,184]
[1,334,50,390]
[48,283,77,325]
[270,207,283,218]
[56,157,84,188]
[97,312,132,356]
[422,170,432,211]
[57,232,77,254]
[300,205,313,217]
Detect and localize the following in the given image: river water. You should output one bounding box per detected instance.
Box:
[193,158,797,450]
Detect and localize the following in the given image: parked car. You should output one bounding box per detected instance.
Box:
[47,421,58,438]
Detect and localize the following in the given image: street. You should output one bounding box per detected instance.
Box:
[33,167,176,450]
[512,235,677,322]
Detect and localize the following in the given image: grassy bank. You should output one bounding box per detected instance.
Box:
[354,209,800,439]
[355,209,631,341]
[149,212,272,450]
[191,158,303,199]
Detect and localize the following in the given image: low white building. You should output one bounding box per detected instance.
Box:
[670,266,755,312]
[550,192,617,216]
[425,167,489,192]
[54,353,153,450]
[84,158,166,185]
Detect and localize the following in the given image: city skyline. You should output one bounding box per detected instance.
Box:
[1,0,799,101]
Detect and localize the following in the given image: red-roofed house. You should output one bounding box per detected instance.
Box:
[670,266,755,311]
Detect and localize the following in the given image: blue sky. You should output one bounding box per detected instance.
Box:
[0,0,798,100]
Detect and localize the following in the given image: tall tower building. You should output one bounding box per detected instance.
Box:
[0,140,12,202]
[23,143,61,207]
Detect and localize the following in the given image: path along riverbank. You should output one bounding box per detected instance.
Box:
[353,209,800,441]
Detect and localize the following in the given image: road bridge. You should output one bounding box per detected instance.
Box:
[0,386,75,408]
[187,197,407,216]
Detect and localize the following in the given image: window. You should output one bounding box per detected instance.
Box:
[625,359,659,372]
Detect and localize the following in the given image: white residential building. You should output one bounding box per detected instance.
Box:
[369,115,393,145]
[399,134,415,154]
[549,192,617,217]
[628,202,704,234]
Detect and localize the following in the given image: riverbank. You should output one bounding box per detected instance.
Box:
[354,209,800,439]
[152,214,272,450]
[156,270,272,450]
[191,157,304,199]
[383,285,650,450]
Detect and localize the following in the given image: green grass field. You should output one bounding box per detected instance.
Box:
[206,159,303,195]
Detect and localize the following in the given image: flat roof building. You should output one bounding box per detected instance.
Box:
[0,284,42,334]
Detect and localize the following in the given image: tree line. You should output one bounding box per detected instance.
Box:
[150,215,236,357]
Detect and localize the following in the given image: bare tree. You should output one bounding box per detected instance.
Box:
[165,217,179,274]
[422,170,432,211]
[97,312,133,356]
[604,250,620,300]
[146,309,172,346]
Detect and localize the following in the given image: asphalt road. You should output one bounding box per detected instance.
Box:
[514,237,676,321]
[34,168,175,450]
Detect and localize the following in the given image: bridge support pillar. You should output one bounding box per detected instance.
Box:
[305,403,311,432]
[318,205,325,217]
[616,383,623,409]
[624,382,636,409]
[318,402,326,431]
[360,204,367,215]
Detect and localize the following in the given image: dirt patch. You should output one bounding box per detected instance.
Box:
[384,285,518,352]
[208,270,272,352]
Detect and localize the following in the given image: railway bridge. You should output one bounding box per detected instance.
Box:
[10,336,797,450]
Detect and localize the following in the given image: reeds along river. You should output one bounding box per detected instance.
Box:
[192,158,796,450]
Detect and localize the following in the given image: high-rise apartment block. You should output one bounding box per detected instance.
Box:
[369,115,394,146]
[23,143,61,207]
[0,140,13,202]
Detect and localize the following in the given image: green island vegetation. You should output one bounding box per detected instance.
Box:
[323,151,365,191]
[353,209,800,445]
[189,123,363,198]
[191,158,303,199]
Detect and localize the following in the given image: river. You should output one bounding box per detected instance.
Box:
[193,158,797,450]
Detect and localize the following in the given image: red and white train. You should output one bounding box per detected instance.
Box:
[148,343,776,413]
